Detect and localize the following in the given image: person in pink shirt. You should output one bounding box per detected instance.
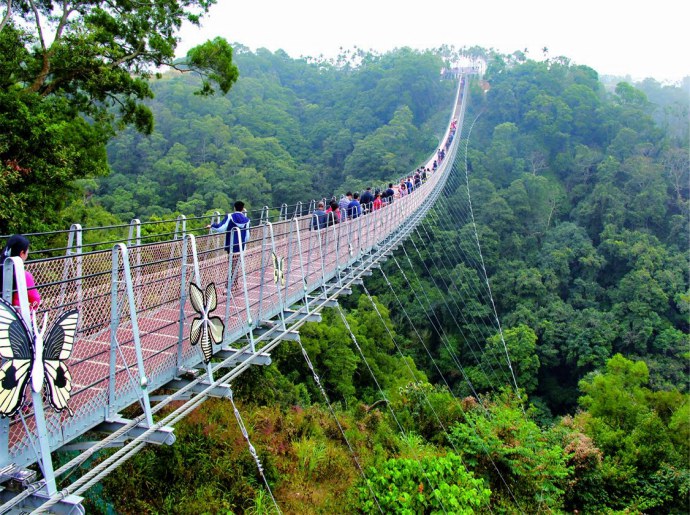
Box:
[1,234,41,310]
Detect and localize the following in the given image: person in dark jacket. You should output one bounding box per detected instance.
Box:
[207,201,251,254]
[207,201,251,291]
[384,183,395,204]
[311,202,327,230]
[359,187,374,213]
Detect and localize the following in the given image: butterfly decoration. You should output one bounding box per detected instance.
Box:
[189,282,224,364]
[0,297,78,417]
[272,252,285,287]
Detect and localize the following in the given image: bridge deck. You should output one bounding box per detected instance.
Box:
[3,150,445,468]
[0,75,469,513]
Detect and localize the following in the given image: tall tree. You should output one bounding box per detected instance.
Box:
[0,0,238,232]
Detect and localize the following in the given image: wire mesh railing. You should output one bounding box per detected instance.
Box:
[0,75,469,508]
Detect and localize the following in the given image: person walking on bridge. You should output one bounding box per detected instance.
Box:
[207,201,251,290]
[338,192,352,221]
[0,234,41,310]
[348,192,362,219]
[384,183,395,205]
[359,187,374,213]
[372,192,382,211]
[311,202,327,230]
[326,200,340,226]
[207,201,251,254]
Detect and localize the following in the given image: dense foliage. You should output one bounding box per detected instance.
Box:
[95,46,454,220]
[10,41,686,513]
[0,0,238,233]
[462,58,689,408]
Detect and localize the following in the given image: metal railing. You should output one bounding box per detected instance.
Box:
[0,75,470,509]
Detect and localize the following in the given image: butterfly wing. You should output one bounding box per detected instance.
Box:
[43,310,78,362]
[198,320,212,364]
[190,317,203,347]
[190,282,220,363]
[189,282,204,314]
[208,316,224,345]
[43,360,73,414]
[42,310,79,414]
[0,297,33,417]
[273,252,286,286]
[204,282,217,313]
[279,257,286,287]
[272,252,279,284]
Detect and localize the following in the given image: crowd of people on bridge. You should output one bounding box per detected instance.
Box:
[1,116,460,308]
[309,165,435,231]
[306,116,458,231]
[432,118,458,172]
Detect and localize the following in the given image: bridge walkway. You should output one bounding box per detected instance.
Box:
[0,75,470,513]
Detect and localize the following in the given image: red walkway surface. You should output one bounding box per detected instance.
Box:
[6,167,443,466]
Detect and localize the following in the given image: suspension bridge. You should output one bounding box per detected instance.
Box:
[0,74,507,513]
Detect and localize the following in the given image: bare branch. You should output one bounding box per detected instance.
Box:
[545,197,557,231]
[27,0,46,51]
[168,62,193,73]
[0,0,12,34]
[53,0,75,42]
[103,91,127,109]
[528,151,548,176]
[109,42,146,69]
[25,0,52,92]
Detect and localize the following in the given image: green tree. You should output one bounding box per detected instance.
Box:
[538,221,604,300]
[450,391,569,511]
[343,106,427,182]
[467,323,540,394]
[577,354,690,511]
[0,0,238,232]
[489,325,540,393]
[360,453,490,514]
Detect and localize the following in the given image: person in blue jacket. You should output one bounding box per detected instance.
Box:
[207,201,251,254]
[348,192,362,219]
[311,202,327,230]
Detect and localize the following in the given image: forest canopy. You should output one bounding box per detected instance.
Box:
[88,48,688,513]
[1,34,688,512]
[98,47,455,220]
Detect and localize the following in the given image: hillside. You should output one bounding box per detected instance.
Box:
[77,49,690,513]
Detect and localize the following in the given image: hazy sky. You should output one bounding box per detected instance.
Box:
[178,0,688,83]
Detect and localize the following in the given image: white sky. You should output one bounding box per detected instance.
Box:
[178,0,689,84]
